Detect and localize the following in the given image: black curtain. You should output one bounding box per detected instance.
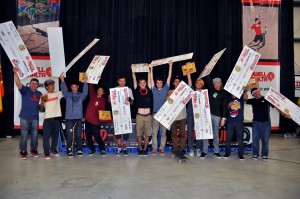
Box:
[0,0,294,137]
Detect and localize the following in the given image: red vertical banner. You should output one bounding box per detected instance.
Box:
[242,0,282,129]
[0,53,4,113]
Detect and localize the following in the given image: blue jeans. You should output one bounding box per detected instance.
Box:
[187,113,202,151]
[65,119,83,151]
[252,120,271,157]
[19,118,39,152]
[43,118,60,155]
[226,121,244,156]
[203,114,220,153]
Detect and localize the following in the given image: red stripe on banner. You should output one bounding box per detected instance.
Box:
[257,61,280,66]
[241,0,281,5]
[32,56,50,60]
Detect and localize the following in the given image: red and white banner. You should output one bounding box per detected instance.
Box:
[86,55,110,84]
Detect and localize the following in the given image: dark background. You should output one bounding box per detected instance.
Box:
[0,0,295,137]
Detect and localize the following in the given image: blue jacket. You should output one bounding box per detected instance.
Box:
[60,82,88,119]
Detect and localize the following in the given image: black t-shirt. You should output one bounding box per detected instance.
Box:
[209,89,227,118]
[246,96,272,122]
[134,86,153,110]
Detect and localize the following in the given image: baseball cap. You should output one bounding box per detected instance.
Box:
[212,77,222,84]
[251,87,259,95]
[44,79,55,87]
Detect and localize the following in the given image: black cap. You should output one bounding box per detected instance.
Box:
[44,79,55,87]
[251,88,259,95]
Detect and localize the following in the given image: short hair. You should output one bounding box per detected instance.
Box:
[117,75,126,80]
[70,80,79,86]
[138,78,147,83]
[255,18,259,22]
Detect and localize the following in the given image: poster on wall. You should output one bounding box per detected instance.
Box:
[242,0,281,61]
[17,0,61,55]
[13,56,58,129]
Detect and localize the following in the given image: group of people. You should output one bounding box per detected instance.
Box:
[15,62,290,161]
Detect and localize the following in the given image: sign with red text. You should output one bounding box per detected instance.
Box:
[86,55,110,84]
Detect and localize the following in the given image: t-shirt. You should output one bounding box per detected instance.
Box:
[209,89,227,118]
[152,84,169,113]
[19,85,42,120]
[117,86,134,100]
[227,96,244,123]
[134,86,153,109]
[251,23,262,35]
[41,91,63,119]
[246,96,271,122]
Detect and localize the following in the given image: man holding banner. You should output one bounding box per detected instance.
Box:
[132,70,153,156]
[13,68,42,160]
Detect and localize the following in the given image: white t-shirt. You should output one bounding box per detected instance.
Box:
[42,91,63,119]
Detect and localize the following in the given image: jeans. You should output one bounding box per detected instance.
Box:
[152,113,167,150]
[19,118,39,152]
[171,119,186,152]
[43,118,60,155]
[225,121,244,156]
[187,113,202,151]
[65,119,83,151]
[85,120,105,152]
[203,114,220,153]
[252,120,271,157]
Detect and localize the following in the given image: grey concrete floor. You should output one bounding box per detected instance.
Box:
[0,136,299,199]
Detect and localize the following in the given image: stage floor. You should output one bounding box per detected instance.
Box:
[0,135,299,199]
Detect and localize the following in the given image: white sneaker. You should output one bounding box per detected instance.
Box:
[189,150,194,157]
[196,149,201,157]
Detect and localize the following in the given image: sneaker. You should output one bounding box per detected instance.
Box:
[138,150,143,156]
[239,155,245,160]
[67,149,73,157]
[200,152,206,159]
[88,150,95,156]
[223,153,230,159]
[143,150,148,157]
[152,150,157,155]
[52,150,60,157]
[123,149,128,156]
[252,155,258,160]
[45,154,51,159]
[100,150,106,156]
[31,149,39,158]
[262,156,268,161]
[171,151,177,158]
[196,149,201,157]
[20,151,28,160]
[159,149,165,155]
[189,150,194,157]
[77,150,83,156]
[214,153,222,158]
[116,148,122,156]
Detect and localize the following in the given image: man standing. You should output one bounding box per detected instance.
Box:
[60,74,88,157]
[149,62,172,155]
[132,70,153,156]
[40,79,63,159]
[13,68,42,160]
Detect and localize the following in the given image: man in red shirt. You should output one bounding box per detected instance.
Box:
[248,17,266,51]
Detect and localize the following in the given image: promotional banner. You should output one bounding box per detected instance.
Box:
[224,46,261,98]
[296,76,300,97]
[47,27,66,77]
[191,90,213,140]
[17,0,61,54]
[265,87,300,126]
[0,21,38,79]
[198,48,226,79]
[0,54,3,113]
[14,56,58,128]
[131,63,149,73]
[154,81,193,130]
[244,62,280,128]
[86,55,109,84]
[109,87,132,135]
[150,53,193,67]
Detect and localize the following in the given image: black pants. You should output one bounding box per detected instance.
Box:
[225,121,244,156]
[85,120,105,152]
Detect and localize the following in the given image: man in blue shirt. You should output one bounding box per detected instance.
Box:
[13,68,42,160]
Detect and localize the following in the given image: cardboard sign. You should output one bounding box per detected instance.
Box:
[150,53,193,67]
[99,110,112,121]
[182,62,196,76]
[246,77,259,89]
[131,63,149,73]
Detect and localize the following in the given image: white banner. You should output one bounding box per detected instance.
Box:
[86,55,110,84]
[109,87,132,135]
[150,53,193,67]
[63,38,99,74]
[265,87,300,126]
[191,90,213,140]
[154,81,193,130]
[198,48,226,79]
[225,46,261,98]
[0,21,37,79]
[244,63,280,128]
[14,57,59,128]
[131,63,149,73]
[47,27,66,77]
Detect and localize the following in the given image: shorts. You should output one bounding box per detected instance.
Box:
[136,114,152,137]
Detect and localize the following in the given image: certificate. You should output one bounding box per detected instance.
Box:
[86,55,110,84]
[150,53,193,67]
[131,63,149,73]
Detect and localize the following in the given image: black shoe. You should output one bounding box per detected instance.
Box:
[100,150,106,156]
[200,152,206,159]
[116,148,122,156]
[88,150,95,156]
[214,153,221,158]
[143,150,148,157]
[239,155,245,160]
[67,148,73,157]
[253,155,258,160]
[223,153,230,159]
[123,149,128,156]
[77,150,83,156]
[138,150,143,156]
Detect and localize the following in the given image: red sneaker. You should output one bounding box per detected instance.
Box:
[31,149,39,158]
[152,150,157,155]
[20,151,27,160]
[52,151,60,157]
[159,149,165,155]
[45,154,51,160]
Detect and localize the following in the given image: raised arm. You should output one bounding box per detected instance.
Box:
[166,62,172,86]
[187,74,192,87]
[132,71,137,89]
[149,65,154,89]
[13,68,22,90]
[81,74,88,100]
[147,69,151,89]
[59,73,68,97]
